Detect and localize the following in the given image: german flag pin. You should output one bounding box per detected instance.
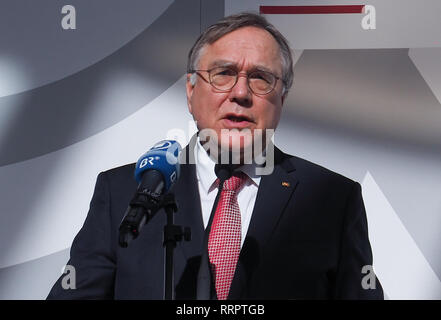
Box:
[281,181,290,187]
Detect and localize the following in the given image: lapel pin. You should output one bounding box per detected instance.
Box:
[281,181,290,187]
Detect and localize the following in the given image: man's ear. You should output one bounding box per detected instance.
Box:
[281,87,288,106]
[186,73,195,114]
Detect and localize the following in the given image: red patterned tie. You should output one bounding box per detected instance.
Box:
[208,172,247,300]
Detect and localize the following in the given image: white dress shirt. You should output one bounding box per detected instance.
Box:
[194,137,261,247]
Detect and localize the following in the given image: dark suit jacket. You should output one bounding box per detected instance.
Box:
[47,145,383,299]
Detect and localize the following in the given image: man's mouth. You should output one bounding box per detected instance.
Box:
[222,113,254,129]
[227,115,250,122]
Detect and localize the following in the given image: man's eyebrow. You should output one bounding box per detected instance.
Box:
[208,60,277,74]
[208,60,237,68]
[252,65,276,74]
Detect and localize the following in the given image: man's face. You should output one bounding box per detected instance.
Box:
[186,26,285,157]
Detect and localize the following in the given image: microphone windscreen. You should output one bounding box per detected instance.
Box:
[135,140,182,192]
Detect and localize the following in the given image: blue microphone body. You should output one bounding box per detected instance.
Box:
[135,140,181,193]
[119,140,182,247]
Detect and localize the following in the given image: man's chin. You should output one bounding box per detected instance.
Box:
[198,127,266,164]
[217,139,254,165]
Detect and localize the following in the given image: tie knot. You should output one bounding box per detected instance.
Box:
[222,172,247,192]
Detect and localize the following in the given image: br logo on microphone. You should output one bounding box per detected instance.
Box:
[151,141,173,150]
[139,157,156,169]
[170,171,177,184]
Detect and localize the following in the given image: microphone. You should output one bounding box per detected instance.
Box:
[119,140,182,248]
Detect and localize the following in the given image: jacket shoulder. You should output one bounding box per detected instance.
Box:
[280,150,357,188]
[101,163,136,179]
[97,163,138,195]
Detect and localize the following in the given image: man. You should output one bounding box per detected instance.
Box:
[48,12,383,299]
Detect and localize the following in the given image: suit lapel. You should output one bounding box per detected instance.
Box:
[229,147,299,299]
[246,147,298,246]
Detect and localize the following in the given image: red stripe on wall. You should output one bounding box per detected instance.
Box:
[259,5,365,15]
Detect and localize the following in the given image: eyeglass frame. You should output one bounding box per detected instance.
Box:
[188,66,284,96]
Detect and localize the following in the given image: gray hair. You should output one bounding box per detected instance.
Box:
[187,12,294,97]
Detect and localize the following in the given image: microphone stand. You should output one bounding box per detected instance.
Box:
[119,192,191,300]
[161,193,191,300]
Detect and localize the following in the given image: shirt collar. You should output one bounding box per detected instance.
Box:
[194,137,261,194]
[195,137,217,194]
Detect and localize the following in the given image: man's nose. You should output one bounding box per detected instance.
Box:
[228,73,252,106]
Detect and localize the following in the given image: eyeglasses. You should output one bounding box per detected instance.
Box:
[189,66,282,95]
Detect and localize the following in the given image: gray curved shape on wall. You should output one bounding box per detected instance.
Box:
[286,48,441,153]
[0,0,173,96]
[0,248,70,299]
[0,0,200,167]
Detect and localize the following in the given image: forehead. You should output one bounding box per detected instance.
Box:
[198,26,283,73]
